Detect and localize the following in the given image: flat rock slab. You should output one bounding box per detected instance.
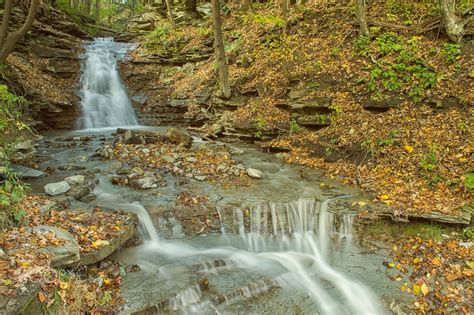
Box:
[33,225,80,267]
[78,215,138,266]
[9,164,44,179]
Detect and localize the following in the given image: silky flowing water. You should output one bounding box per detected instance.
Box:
[79,38,138,129]
[28,39,410,314]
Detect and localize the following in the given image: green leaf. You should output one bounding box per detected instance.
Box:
[466,261,474,269]
[463,173,474,189]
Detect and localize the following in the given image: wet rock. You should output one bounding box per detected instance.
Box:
[108,161,123,172]
[97,145,114,159]
[131,94,148,105]
[9,164,44,179]
[129,177,158,189]
[111,175,128,185]
[117,167,132,175]
[194,175,208,181]
[15,140,35,151]
[166,128,193,148]
[58,164,87,171]
[64,175,85,185]
[131,167,145,176]
[32,225,80,267]
[44,181,71,196]
[247,168,263,179]
[230,148,244,155]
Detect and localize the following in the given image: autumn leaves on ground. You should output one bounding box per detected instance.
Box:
[0,0,473,313]
[146,1,473,218]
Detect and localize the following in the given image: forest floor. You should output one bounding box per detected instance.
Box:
[135,0,473,219]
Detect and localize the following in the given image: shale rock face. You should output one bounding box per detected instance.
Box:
[6,4,89,130]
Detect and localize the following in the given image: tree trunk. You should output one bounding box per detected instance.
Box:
[211,0,231,99]
[185,0,198,13]
[357,0,370,38]
[439,0,466,43]
[164,0,176,29]
[0,0,40,63]
[0,0,13,50]
[95,0,100,19]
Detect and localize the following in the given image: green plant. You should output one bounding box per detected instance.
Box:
[254,118,267,138]
[442,43,461,63]
[378,129,399,146]
[419,147,437,172]
[463,172,474,189]
[289,119,301,134]
[464,226,474,239]
[361,138,376,155]
[330,47,341,58]
[354,35,371,56]
[360,33,436,102]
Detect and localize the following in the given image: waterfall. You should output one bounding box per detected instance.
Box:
[79,38,138,129]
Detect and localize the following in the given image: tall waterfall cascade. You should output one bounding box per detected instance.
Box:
[79,38,138,129]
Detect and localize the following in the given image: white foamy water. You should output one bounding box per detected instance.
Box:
[95,184,384,314]
[79,38,138,129]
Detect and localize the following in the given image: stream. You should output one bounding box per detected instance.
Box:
[27,39,409,314]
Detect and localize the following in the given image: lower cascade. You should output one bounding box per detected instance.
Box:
[79,38,138,129]
[94,184,384,315]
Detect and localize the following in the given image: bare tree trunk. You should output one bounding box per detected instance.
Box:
[357,0,370,38]
[185,0,198,16]
[0,0,40,63]
[439,0,470,43]
[164,0,176,29]
[281,0,288,35]
[211,0,231,99]
[0,0,13,49]
[95,0,100,19]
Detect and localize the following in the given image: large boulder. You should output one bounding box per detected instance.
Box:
[32,225,80,268]
[44,181,71,196]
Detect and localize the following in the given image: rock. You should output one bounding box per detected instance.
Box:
[108,161,123,172]
[247,168,263,179]
[111,176,128,185]
[141,148,151,155]
[64,175,85,185]
[44,181,71,196]
[117,167,132,175]
[58,164,87,171]
[0,247,7,260]
[131,167,145,176]
[194,175,208,181]
[32,225,80,267]
[9,164,44,179]
[131,94,148,105]
[129,177,157,189]
[162,155,176,164]
[15,140,35,152]
[97,145,114,159]
[186,157,198,163]
[166,128,193,148]
[230,148,244,155]
[288,87,312,100]
[78,215,137,266]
